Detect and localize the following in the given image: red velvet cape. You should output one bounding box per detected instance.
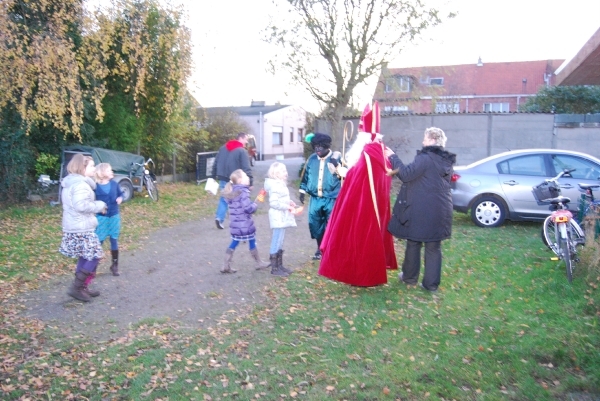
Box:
[318,142,398,286]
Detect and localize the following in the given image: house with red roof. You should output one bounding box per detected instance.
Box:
[373,59,564,114]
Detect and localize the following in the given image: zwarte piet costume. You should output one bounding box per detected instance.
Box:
[299,133,342,260]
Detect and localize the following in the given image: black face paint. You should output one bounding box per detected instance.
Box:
[315,144,329,158]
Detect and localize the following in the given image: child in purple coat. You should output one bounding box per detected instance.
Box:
[221,169,270,273]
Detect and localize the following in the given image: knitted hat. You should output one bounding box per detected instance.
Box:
[310,133,332,147]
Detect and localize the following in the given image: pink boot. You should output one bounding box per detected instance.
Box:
[83,272,100,297]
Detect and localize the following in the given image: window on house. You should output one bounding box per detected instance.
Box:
[430,78,444,85]
[297,128,304,142]
[272,126,283,146]
[384,76,411,93]
[384,105,409,112]
[484,103,510,112]
[289,127,294,143]
[435,103,459,113]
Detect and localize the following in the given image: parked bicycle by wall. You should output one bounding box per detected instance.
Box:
[29,174,60,206]
[533,169,585,282]
[577,182,600,239]
[130,158,159,202]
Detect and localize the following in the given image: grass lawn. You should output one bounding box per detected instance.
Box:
[1,182,599,400]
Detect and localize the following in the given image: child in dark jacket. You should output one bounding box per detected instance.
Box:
[94,163,124,276]
[221,169,270,273]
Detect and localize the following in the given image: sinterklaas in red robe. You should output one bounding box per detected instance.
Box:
[318,142,398,286]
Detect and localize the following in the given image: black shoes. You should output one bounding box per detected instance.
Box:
[400,272,437,292]
[312,250,321,260]
[215,219,224,229]
[420,283,438,293]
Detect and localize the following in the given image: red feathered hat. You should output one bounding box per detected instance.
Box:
[358,101,380,141]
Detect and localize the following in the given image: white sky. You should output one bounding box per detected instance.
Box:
[101,0,600,114]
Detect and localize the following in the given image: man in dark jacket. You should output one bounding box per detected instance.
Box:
[211,132,253,229]
[387,127,457,292]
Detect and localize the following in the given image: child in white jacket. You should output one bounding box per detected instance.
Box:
[263,162,297,276]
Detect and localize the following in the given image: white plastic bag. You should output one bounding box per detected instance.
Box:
[204,178,219,195]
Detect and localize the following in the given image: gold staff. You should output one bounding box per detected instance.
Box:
[342,120,354,167]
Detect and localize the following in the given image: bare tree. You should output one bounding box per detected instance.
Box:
[265,0,452,145]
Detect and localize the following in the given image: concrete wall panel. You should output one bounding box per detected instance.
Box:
[324,113,600,166]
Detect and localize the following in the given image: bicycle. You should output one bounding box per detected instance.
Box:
[30,174,61,206]
[534,168,585,283]
[576,183,600,238]
[131,158,159,201]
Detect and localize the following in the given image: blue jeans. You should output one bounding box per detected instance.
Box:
[229,239,256,250]
[270,228,286,254]
[215,180,228,222]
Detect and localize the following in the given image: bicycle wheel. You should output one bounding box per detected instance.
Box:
[542,218,584,252]
[559,237,574,283]
[570,219,586,246]
[541,217,559,254]
[145,176,159,201]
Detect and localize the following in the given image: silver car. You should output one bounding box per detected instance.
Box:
[451,149,600,227]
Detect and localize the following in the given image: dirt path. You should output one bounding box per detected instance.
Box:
[19,157,318,341]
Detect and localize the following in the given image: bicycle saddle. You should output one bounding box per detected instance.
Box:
[578,183,600,190]
[547,196,571,205]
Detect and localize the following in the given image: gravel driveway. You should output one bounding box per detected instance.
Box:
[20,157,318,340]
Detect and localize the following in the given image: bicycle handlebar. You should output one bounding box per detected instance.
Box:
[546,168,576,184]
[130,158,154,169]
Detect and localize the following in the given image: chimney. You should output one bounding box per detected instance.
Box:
[251,100,266,107]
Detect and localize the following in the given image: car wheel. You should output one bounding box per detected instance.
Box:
[118,179,134,202]
[471,196,506,227]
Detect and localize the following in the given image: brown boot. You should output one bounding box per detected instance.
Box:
[109,250,119,276]
[277,249,292,274]
[67,271,91,302]
[83,272,100,297]
[221,248,237,274]
[270,253,289,277]
[251,248,270,270]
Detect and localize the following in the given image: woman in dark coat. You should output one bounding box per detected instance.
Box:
[387,127,457,292]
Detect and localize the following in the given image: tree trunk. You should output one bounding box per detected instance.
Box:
[329,104,349,150]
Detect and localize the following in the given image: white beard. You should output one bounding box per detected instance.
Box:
[344,132,383,169]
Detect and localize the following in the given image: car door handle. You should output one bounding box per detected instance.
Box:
[503,180,519,186]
